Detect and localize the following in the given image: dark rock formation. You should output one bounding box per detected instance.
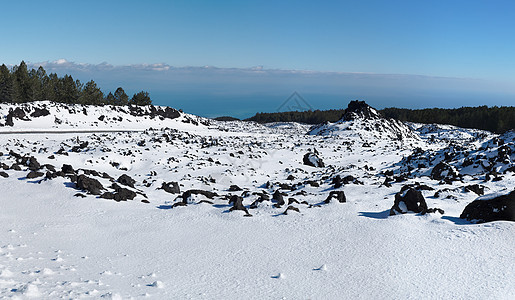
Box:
[26,171,44,179]
[273,190,285,207]
[464,184,485,196]
[100,183,137,201]
[325,191,346,203]
[303,151,324,168]
[229,185,242,191]
[283,206,300,215]
[390,188,428,215]
[61,164,75,174]
[431,162,459,182]
[27,156,41,171]
[342,100,380,121]
[117,174,136,188]
[460,190,515,223]
[76,174,104,195]
[161,181,180,194]
[31,107,50,118]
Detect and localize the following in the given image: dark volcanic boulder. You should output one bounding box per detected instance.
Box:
[283,205,300,215]
[161,181,180,194]
[6,107,29,126]
[390,188,428,215]
[464,184,485,196]
[0,171,8,178]
[76,174,104,195]
[117,174,136,188]
[430,162,459,182]
[325,191,346,203]
[101,184,137,201]
[27,156,41,171]
[5,114,14,126]
[303,151,324,168]
[229,195,252,216]
[229,185,242,191]
[332,175,343,188]
[460,190,515,223]
[31,107,50,118]
[273,190,285,207]
[26,171,44,179]
[61,164,75,174]
[180,189,218,204]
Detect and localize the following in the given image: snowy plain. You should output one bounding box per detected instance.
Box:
[0,101,513,299]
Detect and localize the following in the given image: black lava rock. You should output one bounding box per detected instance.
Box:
[342,100,380,121]
[161,181,180,194]
[117,174,136,188]
[303,151,325,168]
[325,191,346,203]
[460,190,515,223]
[283,206,300,215]
[27,156,41,171]
[390,188,428,215]
[273,190,285,207]
[26,171,44,179]
[464,184,485,196]
[61,164,75,174]
[100,184,137,201]
[229,185,242,191]
[430,162,459,181]
[76,174,104,195]
[31,107,50,118]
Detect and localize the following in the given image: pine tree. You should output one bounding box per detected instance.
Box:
[113,87,129,106]
[58,75,79,103]
[0,64,14,103]
[130,91,152,106]
[105,92,115,105]
[13,61,33,103]
[78,80,104,105]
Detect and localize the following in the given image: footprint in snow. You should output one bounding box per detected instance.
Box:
[52,255,64,262]
[314,264,328,271]
[148,280,165,288]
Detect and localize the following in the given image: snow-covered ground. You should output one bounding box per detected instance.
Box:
[0,101,514,299]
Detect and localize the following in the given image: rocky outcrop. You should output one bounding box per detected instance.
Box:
[161,181,180,194]
[460,190,515,223]
[431,162,459,182]
[76,175,104,195]
[390,188,428,215]
[325,191,346,203]
[303,150,324,168]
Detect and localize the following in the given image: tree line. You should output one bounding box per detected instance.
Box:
[246,109,345,124]
[381,106,514,134]
[0,61,152,106]
[246,104,514,133]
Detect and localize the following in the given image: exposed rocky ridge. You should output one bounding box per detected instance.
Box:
[308,100,420,140]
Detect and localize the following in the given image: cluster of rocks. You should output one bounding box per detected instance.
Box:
[2,106,51,127]
[396,133,515,184]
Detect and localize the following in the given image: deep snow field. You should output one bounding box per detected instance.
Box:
[0,101,514,299]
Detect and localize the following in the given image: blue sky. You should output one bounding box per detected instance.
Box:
[2,0,514,117]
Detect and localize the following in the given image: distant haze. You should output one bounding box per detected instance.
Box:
[26,60,515,119]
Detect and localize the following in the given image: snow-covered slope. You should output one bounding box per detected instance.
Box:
[0,101,209,131]
[0,101,513,299]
